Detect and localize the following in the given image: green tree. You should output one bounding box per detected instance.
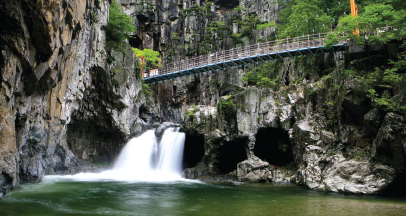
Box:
[334,3,398,46]
[241,62,281,91]
[257,22,276,30]
[277,0,332,38]
[132,48,160,78]
[106,0,136,42]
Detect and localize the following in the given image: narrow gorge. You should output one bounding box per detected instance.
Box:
[1,0,406,203]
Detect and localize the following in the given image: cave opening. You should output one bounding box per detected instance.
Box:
[254,128,294,166]
[382,170,406,196]
[129,35,143,49]
[182,134,205,169]
[216,138,247,174]
[173,85,177,96]
[215,0,240,9]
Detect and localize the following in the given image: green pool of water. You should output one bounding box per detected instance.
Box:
[1,176,406,216]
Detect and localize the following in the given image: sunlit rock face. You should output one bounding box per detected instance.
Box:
[181,71,405,194]
[178,40,405,194]
[126,0,405,194]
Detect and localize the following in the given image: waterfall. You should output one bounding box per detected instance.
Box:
[64,128,187,182]
[157,128,185,174]
[113,130,157,172]
[113,128,185,176]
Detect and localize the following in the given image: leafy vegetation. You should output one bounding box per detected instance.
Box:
[142,81,153,97]
[231,13,261,44]
[354,150,365,160]
[218,95,237,123]
[132,48,160,69]
[186,105,199,117]
[241,62,282,91]
[257,22,276,30]
[132,48,160,78]
[106,0,136,42]
[327,3,401,47]
[277,0,332,38]
[200,21,228,54]
[366,66,405,115]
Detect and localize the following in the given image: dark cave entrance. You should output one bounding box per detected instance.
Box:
[383,171,406,196]
[173,85,177,96]
[129,35,143,49]
[216,138,248,174]
[254,128,294,166]
[182,134,205,169]
[215,0,240,9]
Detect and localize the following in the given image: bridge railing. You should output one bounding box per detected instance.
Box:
[154,33,347,78]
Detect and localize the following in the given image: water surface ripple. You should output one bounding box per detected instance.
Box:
[1,176,406,216]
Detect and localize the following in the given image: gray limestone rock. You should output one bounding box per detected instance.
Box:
[372,113,406,171]
[237,156,269,182]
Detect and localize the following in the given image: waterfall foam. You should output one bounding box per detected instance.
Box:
[59,128,190,182]
[157,128,185,174]
[113,130,157,172]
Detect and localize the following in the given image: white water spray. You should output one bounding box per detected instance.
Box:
[60,128,188,182]
[113,130,157,172]
[157,128,185,174]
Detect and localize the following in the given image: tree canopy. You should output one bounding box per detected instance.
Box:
[106,0,136,42]
[325,3,402,47]
[132,48,160,78]
[132,48,160,67]
[277,0,333,38]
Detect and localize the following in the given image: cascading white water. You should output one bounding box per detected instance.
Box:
[113,128,185,175]
[64,128,187,182]
[113,130,157,172]
[157,128,185,174]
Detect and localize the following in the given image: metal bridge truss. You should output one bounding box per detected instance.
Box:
[143,33,347,84]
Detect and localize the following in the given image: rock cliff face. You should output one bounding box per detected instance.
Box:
[124,0,406,194]
[0,0,156,199]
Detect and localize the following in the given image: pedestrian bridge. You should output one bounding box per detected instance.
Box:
[143,33,347,84]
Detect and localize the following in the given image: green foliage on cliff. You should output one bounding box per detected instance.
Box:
[106,0,136,42]
[233,6,246,12]
[257,22,275,30]
[218,96,237,123]
[142,81,153,97]
[241,62,282,91]
[366,62,405,115]
[275,0,406,116]
[132,48,160,69]
[231,12,261,44]
[276,0,406,40]
[277,0,332,38]
[327,3,400,47]
[200,21,228,54]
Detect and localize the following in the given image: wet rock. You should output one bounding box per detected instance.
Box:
[155,122,182,139]
[322,161,395,194]
[237,156,270,182]
[183,162,210,179]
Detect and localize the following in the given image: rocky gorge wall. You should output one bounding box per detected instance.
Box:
[178,43,406,195]
[127,0,406,194]
[0,0,159,199]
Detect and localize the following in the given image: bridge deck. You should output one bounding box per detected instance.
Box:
[143,33,347,84]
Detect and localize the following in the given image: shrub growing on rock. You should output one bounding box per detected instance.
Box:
[106,0,136,42]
